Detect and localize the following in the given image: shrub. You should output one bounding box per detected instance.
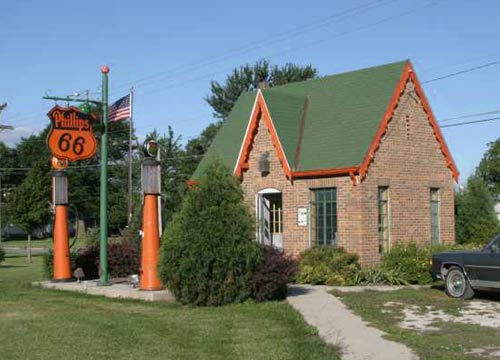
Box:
[378,241,482,285]
[251,246,297,302]
[106,241,140,278]
[295,246,360,286]
[75,246,99,279]
[0,247,5,264]
[42,240,139,280]
[357,266,409,286]
[381,242,433,285]
[159,161,263,306]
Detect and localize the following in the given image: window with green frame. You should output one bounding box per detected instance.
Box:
[378,186,389,253]
[430,188,440,245]
[310,188,337,246]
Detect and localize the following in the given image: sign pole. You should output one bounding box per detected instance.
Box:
[100,65,110,285]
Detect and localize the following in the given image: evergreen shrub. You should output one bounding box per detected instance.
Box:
[159,161,263,306]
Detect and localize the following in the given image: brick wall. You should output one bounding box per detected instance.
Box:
[240,79,455,265]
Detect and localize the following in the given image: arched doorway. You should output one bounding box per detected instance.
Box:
[256,188,283,249]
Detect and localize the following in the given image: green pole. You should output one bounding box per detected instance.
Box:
[100,65,109,285]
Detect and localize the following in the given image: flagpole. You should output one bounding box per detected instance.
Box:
[99,65,109,286]
[127,87,134,227]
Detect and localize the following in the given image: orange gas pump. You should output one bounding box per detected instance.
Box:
[140,141,162,290]
[51,160,73,282]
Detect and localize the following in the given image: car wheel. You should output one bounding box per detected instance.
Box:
[445,266,474,299]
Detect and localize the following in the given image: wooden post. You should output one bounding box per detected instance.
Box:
[27,233,32,264]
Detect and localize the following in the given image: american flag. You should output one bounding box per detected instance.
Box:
[108,94,131,122]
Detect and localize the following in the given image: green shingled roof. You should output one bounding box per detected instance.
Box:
[192,60,407,180]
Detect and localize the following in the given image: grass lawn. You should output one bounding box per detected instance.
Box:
[332,287,500,360]
[1,236,88,249]
[1,238,52,248]
[0,257,339,360]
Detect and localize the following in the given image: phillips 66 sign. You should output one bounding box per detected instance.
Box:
[46,105,98,162]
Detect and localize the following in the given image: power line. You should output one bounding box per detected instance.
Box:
[109,0,397,95]
[422,59,500,84]
[141,1,440,96]
[440,116,500,128]
[440,109,500,122]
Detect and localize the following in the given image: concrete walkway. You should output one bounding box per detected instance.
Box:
[287,285,418,360]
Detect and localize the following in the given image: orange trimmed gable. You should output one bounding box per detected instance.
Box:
[358,61,459,182]
[234,90,292,179]
[192,60,458,185]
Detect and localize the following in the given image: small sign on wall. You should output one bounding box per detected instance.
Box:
[297,207,308,227]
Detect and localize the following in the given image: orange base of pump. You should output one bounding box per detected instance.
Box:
[52,205,73,282]
[140,194,162,291]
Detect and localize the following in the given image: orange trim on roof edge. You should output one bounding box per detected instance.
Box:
[291,166,358,179]
[234,90,292,179]
[358,61,459,182]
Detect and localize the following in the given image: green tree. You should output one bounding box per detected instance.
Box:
[5,159,51,258]
[159,160,262,306]
[477,138,500,200]
[205,59,317,120]
[146,126,187,227]
[455,175,500,244]
[183,122,222,176]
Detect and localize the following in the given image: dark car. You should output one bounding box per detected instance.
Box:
[431,234,500,299]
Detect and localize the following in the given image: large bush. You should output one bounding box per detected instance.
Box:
[295,242,481,286]
[0,247,5,264]
[251,246,297,302]
[358,242,481,285]
[295,246,360,286]
[159,161,263,306]
[380,242,433,285]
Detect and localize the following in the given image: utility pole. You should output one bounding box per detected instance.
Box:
[0,102,14,246]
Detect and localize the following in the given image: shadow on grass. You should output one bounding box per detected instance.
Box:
[431,282,500,302]
[0,265,26,268]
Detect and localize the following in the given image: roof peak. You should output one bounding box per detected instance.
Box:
[263,59,409,93]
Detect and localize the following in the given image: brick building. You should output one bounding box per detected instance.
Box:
[192,60,459,265]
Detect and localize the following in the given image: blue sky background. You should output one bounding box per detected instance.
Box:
[1,0,499,182]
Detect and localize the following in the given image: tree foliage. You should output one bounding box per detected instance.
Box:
[477,138,500,200]
[456,175,500,244]
[205,59,317,120]
[5,159,51,235]
[159,160,262,306]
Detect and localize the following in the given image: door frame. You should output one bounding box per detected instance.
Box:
[256,188,282,248]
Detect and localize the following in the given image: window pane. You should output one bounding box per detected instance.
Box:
[312,188,337,246]
[378,186,390,253]
[430,188,440,245]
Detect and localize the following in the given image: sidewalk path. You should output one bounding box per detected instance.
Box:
[287,284,418,360]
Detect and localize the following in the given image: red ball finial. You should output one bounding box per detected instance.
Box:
[100,65,110,74]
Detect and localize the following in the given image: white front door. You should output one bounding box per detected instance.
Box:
[261,195,272,246]
[257,191,283,249]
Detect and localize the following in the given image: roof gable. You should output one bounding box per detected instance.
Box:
[192,60,458,182]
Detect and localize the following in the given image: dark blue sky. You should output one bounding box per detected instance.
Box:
[1,0,499,181]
